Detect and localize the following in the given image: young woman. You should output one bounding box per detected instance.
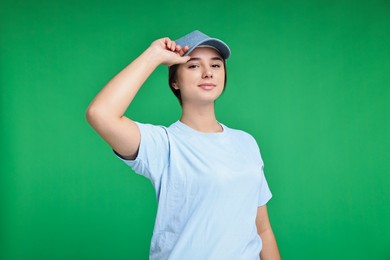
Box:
[86,30,281,260]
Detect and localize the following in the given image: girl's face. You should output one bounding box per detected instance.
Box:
[173,47,225,106]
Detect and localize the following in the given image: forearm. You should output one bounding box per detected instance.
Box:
[259,228,281,260]
[87,47,161,120]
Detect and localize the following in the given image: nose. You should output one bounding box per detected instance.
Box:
[202,69,213,78]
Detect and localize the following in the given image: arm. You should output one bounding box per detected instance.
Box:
[256,205,281,260]
[86,38,190,159]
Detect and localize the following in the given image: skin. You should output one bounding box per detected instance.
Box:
[257,205,281,259]
[86,37,281,259]
[173,47,226,132]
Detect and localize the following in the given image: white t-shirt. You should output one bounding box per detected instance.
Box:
[116,120,272,260]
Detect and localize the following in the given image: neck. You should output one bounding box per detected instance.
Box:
[180,102,222,133]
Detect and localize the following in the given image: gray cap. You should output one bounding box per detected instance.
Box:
[175,30,231,59]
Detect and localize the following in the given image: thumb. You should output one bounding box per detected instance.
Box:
[176,55,191,64]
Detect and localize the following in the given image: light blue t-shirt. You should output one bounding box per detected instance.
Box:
[116,120,272,260]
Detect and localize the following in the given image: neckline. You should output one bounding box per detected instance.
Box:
[174,120,227,137]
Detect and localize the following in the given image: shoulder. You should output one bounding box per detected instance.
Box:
[224,124,265,163]
[223,124,258,144]
[133,121,171,142]
[135,121,169,132]
[223,124,262,154]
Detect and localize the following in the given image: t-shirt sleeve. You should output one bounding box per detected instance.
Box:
[258,163,273,206]
[114,122,169,187]
[250,135,272,207]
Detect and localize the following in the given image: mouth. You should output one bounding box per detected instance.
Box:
[198,83,216,90]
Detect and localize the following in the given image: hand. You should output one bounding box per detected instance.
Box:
[149,37,191,66]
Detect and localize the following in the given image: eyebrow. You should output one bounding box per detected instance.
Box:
[187,57,224,63]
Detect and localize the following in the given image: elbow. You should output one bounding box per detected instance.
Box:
[86,103,119,131]
[86,103,105,127]
[85,104,95,125]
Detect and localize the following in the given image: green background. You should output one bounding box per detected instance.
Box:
[1,0,389,259]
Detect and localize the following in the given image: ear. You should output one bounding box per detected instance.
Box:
[172,82,180,90]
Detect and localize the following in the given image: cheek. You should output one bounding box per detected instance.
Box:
[177,72,199,86]
[217,71,226,83]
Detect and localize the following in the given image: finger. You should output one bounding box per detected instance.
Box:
[177,55,191,64]
[170,41,177,51]
[163,37,171,50]
[178,45,189,56]
[165,38,172,50]
[182,45,189,52]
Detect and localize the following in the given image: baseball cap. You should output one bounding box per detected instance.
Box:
[175,30,231,59]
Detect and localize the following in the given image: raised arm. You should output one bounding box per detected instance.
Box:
[86,38,190,159]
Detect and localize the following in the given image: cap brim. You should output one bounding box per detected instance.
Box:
[185,38,230,59]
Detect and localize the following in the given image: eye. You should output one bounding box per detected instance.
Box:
[188,64,199,69]
[211,64,221,68]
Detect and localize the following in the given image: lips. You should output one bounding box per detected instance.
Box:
[198,83,216,90]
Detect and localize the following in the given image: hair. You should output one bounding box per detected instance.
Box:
[168,59,228,106]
